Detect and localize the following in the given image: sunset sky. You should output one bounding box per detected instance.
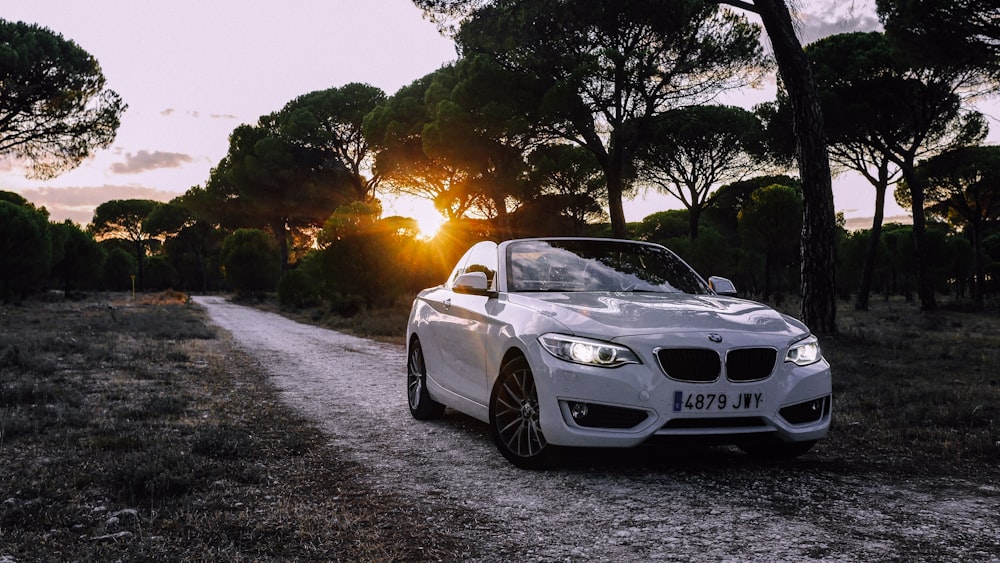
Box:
[3,0,996,231]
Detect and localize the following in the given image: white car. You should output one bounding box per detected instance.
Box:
[406,238,832,469]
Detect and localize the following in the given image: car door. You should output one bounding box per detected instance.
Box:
[432,241,498,406]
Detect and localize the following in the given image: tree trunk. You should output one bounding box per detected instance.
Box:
[134,239,145,292]
[899,164,937,311]
[607,164,628,239]
[272,220,290,273]
[689,205,701,239]
[753,0,838,334]
[972,221,985,305]
[855,169,890,311]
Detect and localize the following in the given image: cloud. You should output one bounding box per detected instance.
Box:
[110,150,194,174]
[14,185,179,226]
[795,0,883,44]
[159,108,239,120]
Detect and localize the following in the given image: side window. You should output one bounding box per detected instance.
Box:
[462,241,499,290]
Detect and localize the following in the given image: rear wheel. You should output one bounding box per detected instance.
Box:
[490,356,559,469]
[407,340,444,420]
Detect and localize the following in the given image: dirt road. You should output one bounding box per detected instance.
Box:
[194,296,1000,562]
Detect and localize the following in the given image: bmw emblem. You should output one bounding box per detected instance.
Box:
[707,333,723,343]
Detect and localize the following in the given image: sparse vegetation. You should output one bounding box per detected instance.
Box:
[2,291,997,560]
[822,298,1000,472]
[0,292,467,561]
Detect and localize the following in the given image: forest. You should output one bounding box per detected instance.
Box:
[2,0,999,325]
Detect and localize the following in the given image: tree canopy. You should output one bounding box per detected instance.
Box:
[365,69,478,221]
[89,199,159,291]
[909,145,1000,302]
[877,0,1000,85]
[280,83,386,201]
[813,31,985,311]
[0,19,125,179]
[450,0,768,238]
[793,31,987,310]
[204,90,368,269]
[637,105,768,239]
[365,57,542,229]
[413,0,844,333]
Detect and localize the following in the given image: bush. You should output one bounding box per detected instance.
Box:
[278,268,322,309]
[329,295,364,317]
[0,200,52,301]
[221,229,280,295]
[102,247,138,291]
[144,255,179,291]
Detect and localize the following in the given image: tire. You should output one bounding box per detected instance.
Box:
[407,339,445,420]
[739,439,817,460]
[489,356,559,469]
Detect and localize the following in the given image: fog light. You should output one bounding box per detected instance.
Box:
[570,402,589,420]
[779,396,830,425]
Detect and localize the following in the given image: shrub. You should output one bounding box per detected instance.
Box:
[221,229,280,295]
[103,247,138,291]
[278,268,321,309]
[0,200,52,301]
[144,255,180,291]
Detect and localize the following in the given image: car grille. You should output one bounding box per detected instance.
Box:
[655,348,720,382]
[726,348,777,381]
[656,347,777,382]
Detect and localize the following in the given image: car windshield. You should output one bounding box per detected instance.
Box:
[506,239,710,294]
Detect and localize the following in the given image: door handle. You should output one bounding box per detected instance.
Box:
[443,298,451,310]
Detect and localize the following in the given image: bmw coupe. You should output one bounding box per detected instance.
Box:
[406,238,832,469]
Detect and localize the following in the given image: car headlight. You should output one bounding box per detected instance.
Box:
[785,335,822,366]
[539,334,640,368]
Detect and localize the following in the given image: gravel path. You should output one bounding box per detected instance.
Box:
[194,296,1000,562]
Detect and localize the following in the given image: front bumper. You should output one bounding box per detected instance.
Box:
[531,342,832,449]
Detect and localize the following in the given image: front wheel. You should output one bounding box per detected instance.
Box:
[407,339,444,420]
[490,356,559,469]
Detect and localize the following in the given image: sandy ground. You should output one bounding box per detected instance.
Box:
[194,296,1000,562]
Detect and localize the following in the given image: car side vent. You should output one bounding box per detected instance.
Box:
[726,348,777,382]
[656,348,721,382]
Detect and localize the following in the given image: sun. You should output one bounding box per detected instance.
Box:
[384,194,446,240]
[415,210,445,240]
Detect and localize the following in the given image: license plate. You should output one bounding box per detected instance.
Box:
[672,391,763,412]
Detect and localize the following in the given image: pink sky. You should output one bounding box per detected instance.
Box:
[3,0,995,231]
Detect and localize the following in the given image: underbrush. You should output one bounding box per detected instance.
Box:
[265,295,412,344]
[0,292,466,561]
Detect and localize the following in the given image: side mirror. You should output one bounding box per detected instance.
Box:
[454,271,494,295]
[708,276,737,297]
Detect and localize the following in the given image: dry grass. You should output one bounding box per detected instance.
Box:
[820,297,1000,475]
[3,291,998,560]
[0,292,469,562]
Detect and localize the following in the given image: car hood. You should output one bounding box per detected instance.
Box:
[507,292,808,339]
